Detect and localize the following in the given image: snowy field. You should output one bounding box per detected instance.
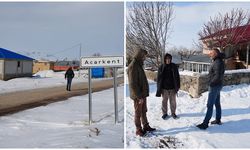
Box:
[0,70,86,94]
[126,80,250,148]
[0,85,124,148]
[0,69,123,94]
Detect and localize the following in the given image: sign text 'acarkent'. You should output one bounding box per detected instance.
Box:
[81,56,123,68]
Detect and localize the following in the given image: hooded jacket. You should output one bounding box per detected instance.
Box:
[65,68,75,79]
[127,48,149,100]
[156,62,180,97]
[208,52,225,87]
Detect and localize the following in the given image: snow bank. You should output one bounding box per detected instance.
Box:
[0,70,88,94]
[34,70,64,78]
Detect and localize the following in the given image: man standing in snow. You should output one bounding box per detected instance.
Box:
[65,66,75,91]
[127,47,156,136]
[156,53,180,120]
[197,48,225,130]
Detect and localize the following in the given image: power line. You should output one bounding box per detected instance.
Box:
[49,43,81,56]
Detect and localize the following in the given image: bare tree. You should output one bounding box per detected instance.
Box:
[126,2,174,68]
[178,48,197,61]
[192,40,204,53]
[169,46,202,61]
[199,8,250,55]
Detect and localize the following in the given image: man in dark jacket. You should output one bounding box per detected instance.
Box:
[156,53,180,120]
[127,47,156,136]
[65,67,75,91]
[197,48,225,130]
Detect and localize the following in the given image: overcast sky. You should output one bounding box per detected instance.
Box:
[0,2,124,60]
[169,2,250,49]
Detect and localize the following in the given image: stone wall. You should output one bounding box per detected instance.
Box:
[145,70,250,98]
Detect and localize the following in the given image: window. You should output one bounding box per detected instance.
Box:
[17,61,20,67]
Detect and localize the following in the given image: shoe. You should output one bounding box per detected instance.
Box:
[136,128,146,137]
[162,114,169,120]
[211,120,222,125]
[172,114,179,119]
[196,123,208,130]
[143,123,156,132]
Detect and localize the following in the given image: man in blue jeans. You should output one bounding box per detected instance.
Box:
[65,67,75,91]
[197,48,225,130]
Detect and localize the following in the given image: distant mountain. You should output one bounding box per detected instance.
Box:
[15,50,57,61]
[16,51,76,61]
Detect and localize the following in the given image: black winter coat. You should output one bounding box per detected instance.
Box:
[208,53,225,87]
[65,69,75,79]
[156,63,180,97]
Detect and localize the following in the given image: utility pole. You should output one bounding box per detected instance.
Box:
[79,43,82,77]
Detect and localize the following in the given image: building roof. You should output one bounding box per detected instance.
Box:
[172,54,211,63]
[200,24,250,45]
[0,48,34,60]
[186,55,211,63]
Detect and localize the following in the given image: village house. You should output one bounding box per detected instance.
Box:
[0,47,34,80]
[182,55,211,73]
[33,60,55,74]
[200,24,250,70]
[54,60,79,71]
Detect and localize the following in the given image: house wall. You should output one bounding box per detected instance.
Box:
[0,60,4,80]
[4,60,17,74]
[23,61,33,74]
[33,62,54,74]
[0,60,3,73]
[2,59,33,80]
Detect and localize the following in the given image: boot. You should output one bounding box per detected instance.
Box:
[196,123,208,130]
[143,123,156,132]
[211,120,222,125]
[162,114,169,120]
[172,114,179,119]
[136,128,146,137]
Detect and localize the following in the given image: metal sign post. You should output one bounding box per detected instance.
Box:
[88,68,92,125]
[113,67,118,124]
[81,56,123,125]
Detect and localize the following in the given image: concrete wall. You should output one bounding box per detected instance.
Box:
[1,60,33,80]
[0,60,4,80]
[23,61,33,74]
[145,70,250,98]
[0,60,3,74]
[33,62,54,74]
[4,60,17,74]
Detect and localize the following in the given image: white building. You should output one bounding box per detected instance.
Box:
[0,48,34,80]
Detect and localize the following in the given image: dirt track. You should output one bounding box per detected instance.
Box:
[0,77,124,116]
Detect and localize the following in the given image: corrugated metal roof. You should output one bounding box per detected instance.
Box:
[200,24,250,45]
[187,55,211,63]
[0,48,34,60]
[172,54,211,63]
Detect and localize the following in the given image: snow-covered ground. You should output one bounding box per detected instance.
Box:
[0,69,123,94]
[126,80,250,148]
[0,85,124,148]
[0,70,86,94]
